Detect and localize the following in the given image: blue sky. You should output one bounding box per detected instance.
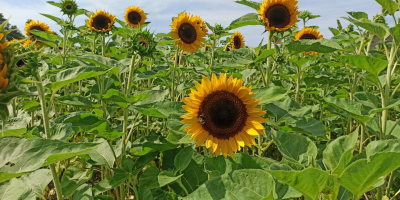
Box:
[1,0,398,47]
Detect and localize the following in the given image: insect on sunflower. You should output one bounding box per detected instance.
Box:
[87,10,116,33]
[181,73,268,158]
[124,6,146,28]
[170,12,207,53]
[24,20,52,38]
[231,31,245,50]
[295,27,323,55]
[257,0,300,32]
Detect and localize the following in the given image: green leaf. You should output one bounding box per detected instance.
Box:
[51,122,73,141]
[133,101,185,118]
[131,135,178,156]
[87,139,116,168]
[174,147,194,173]
[375,0,399,15]
[57,95,99,108]
[46,1,62,8]
[325,96,374,123]
[272,131,317,167]
[134,151,160,170]
[323,130,358,175]
[390,24,400,47]
[28,30,62,43]
[61,165,92,196]
[234,0,261,10]
[47,66,109,93]
[285,117,328,139]
[287,39,342,54]
[73,184,93,200]
[68,55,119,68]
[342,17,389,40]
[339,152,400,199]
[347,12,368,20]
[184,169,275,200]
[139,166,160,190]
[0,172,28,183]
[227,13,261,30]
[268,167,330,200]
[252,86,288,104]
[0,138,99,173]
[329,27,340,36]
[158,171,183,187]
[40,13,68,26]
[20,169,52,199]
[342,55,388,76]
[0,176,35,200]
[254,49,275,63]
[93,174,127,195]
[103,89,151,108]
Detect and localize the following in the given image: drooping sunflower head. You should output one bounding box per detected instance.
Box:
[87,10,116,33]
[257,0,300,32]
[230,31,245,50]
[294,27,323,41]
[124,6,146,28]
[181,73,268,158]
[61,0,78,16]
[170,12,207,53]
[24,20,52,38]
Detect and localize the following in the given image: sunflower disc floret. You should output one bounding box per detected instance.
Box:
[124,6,146,28]
[170,12,207,53]
[257,0,300,32]
[87,10,116,33]
[61,0,78,16]
[181,73,268,158]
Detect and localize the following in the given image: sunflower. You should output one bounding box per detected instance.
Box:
[204,44,211,52]
[181,73,267,158]
[194,16,208,35]
[231,31,245,50]
[61,0,78,16]
[87,10,116,33]
[224,45,232,52]
[172,52,188,65]
[170,12,207,53]
[0,64,8,89]
[124,6,146,28]
[138,37,148,47]
[294,27,323,41]
[257,0,300,32]
[24,20,52,38]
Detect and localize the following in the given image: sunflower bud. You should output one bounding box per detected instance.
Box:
[344,24,354,33]
[61,0,78,16]
[129,29,157,57]
[373,14,386,25]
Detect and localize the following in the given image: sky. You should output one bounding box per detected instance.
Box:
[1,0,398,47]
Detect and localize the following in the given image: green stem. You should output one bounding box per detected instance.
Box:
[359,123,365,153]
[295,66,301,103]
[177,179,189,196]
[257,64,267,87]
[386,172,394,196]
[146,115,150,136]
[209,40,215,74]
[101,35,106,57]
[36,80,63,200]
[265,31,272,85]
[171,48,179,101]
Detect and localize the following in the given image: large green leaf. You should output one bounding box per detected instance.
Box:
[47,66,109,92]
[133,101,185,118]
[323,130,358,175]
[0,138,99,174]
[102,89,151,108]
[20,169,52,199]
[158,171,183,187]
[347,12,368,20]
[342,17,389,40]
[61,165,92,196]
[252,86,288,104]
[73,184,93,200]
[375,0,399,15]
[254,49,275,63]
[87,139,116,168]
[325,96,374,123]
[227,13,261,30]
[287,39,342,54]
[338,152,400,199]
[28,30,62,42]
[272,131,317,167]
[0,176,35,200]
[184,169,275,200]
[92,174,127,195]
[68,55,119,68]
[131,135,178,156]
[342,55,388,76]
[390,24,400,47]
[234,0,261,10]
[174,146,194,173]
[268,167,330,200]
[285,117,328,139]
[57,95,99,108]
[369,98,400,114]
[139,166,160,190]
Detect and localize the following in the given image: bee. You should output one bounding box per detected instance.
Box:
[198,115,205,124]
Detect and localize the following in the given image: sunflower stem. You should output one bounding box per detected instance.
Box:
[209,40,216,74]
[295,66,301,103]
[171,47,179,102]
[101,34,106,57]
[265,31,272,85]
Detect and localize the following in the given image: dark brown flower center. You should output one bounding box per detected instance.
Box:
[30,26,45,32]
[299,34,317,40]
[139,41,148,47]
[92,15,111,30]
[128,11,141,25]
[199,90,248,140]
[65,4,72,10]
[16,58,26,68]
[233,36,241,49]
[265,4,291,28]
[178,23,197,44]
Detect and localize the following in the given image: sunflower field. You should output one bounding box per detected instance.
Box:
[1,0,400,199]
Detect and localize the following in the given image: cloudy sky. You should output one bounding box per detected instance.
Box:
[1,0,398,47]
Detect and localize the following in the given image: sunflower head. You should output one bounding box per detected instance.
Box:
[61,0,78,16]
[128,29,157,57]
[87,10,116,33]
[230,31,245,50]
[171,52,188,65]
[224,44,232,52]
[124,6,147,28]
[204,44,211,52]
[24,20,52,38]
[181,73,268,158]
[257,0,300,32]
[170,12,207,53]
[294,27,323,41]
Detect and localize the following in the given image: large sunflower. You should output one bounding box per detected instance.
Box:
[295,27,322,56]
[170,12,207,53]
[181,73,267,158]
[257,0,300,32]
[24,20,52,38]
[231,31,245,50]
[124,6,146,28]
[87,10,116,33]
